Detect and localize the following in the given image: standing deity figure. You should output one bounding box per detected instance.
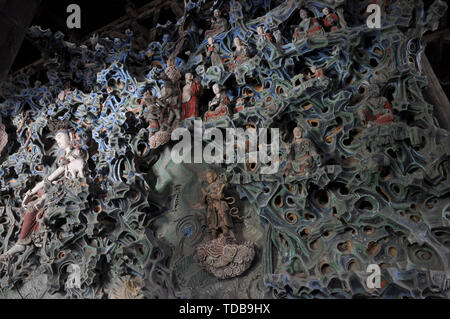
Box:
[205,9,228,38]
[293,9,324,41]
[204,83,230,121]
[201,170,234,239]
[285,126,319,177]
[159,60,182,129]
[0,127,87,262]
[141,92,170,149]
[322,7,340,32]
[205,36,223,68]
[357,84,394,126]
[141,91,160,136]
[194,171,254,280]
[181,73,202,120]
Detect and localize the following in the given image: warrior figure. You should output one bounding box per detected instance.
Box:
[201,170,234,239]
[141,92,170,149]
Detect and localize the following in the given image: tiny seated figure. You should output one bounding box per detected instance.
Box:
[228,37,249,71]
[0,127,87,262]
[204,83,230,122]
[306,64,324,80]
[205,9,228,38]
[181,73,203,120]
[285,126,319,178]
[357,84,394,127]
[293,8,324,42]
[322,7,340,32]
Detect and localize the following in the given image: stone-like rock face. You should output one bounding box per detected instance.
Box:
[0,0,449,299]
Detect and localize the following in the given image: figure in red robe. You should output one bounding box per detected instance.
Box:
[358,84,394,126]
[293,8,324,41]
[181,73,202,120]
[322,7,340,32]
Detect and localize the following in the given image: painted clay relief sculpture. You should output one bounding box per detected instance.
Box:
[228,37,250,84]
[0,125,87,262]
[204,83,230,122]
[194,170,255,279]
[306,64,324,80]
[229,37,249,71]
[204,36,223,68]
[235,96,246,112]
[322,7,340,32]
[285,126,320,179]
[256,25,274,50]
[141,92,170,149]
[181,72,203,120]
[156,58,182,126]
[202,170,234,239]
[255,25,282,62]
[205,9,228,38]
[293,8,324,42]
[357,84,394,127]
[0,0,448,299]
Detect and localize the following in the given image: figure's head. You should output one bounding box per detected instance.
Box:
[257,26,264,35]
[214,9,220,18]
[369,84,380,97]
[322,7,330,15]
[208,36,214,45]
[212,83,220,94]
[185,72,193,82]
[293,127,304,138]
[206,170,217,183]
[233,37,241,47]
[300,9,308,19]
[310,64,316,73]
[55,130,71,149]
